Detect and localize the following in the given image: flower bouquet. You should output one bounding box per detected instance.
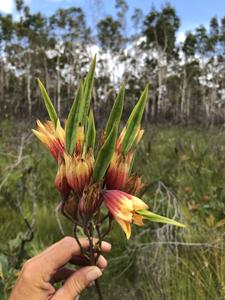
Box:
[33,56,185,299]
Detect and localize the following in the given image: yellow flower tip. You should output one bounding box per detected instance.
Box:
[55,118,65,143]
[116,218,131,239]
[116,127,126,152]
[135,129,144,145]
[32,129,50,146]
[75,125,85,154]
[132,196,149,210]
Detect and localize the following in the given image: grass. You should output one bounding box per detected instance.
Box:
[1,122,225,299]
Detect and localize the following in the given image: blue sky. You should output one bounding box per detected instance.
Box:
[0,0,225,41]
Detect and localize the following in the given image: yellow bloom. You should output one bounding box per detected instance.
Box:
[32,119,65,161]
[64,153,94,196]
[103,190,148,239]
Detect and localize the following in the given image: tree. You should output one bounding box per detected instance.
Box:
[143,4,180,119]
[115,0,128,34]
[97,16,123,52]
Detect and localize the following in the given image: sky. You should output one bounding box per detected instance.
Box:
[0,0,225,42]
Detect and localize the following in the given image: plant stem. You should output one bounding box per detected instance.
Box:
[86,222,104,300]
[95,278,103,300]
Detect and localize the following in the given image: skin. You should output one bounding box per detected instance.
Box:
[9,236,111,300]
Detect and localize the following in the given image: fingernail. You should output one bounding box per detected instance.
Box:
[102,241,112,249]
[86,267,102,282]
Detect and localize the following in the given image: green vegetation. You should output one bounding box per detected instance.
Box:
[1,122,225,299]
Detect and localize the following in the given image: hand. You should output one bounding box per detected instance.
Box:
[9,236,111,300]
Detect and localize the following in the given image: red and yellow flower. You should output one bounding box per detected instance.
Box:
[32,119,65,161]
[54,162,71,198]
[103,190,148,239]
[105,126,144,192]
[106,152,132,190]
[64,152,94,197]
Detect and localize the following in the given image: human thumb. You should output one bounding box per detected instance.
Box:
[52,266,102,300]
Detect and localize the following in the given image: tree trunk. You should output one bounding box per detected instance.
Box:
[56,55,61,116]
[27,51,32,117]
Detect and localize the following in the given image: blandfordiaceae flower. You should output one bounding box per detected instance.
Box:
[54,161,71,198]
[105,152,132,190]
[32,119,65,161]
[64,152,94,197]
[103,190,148,239]
[105,125,144,191]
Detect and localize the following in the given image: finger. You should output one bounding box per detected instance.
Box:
[50,267,75,284]
[32,237,111,280]
[39,237,111,259]
[52,266,102,300]
[70,254,108,269]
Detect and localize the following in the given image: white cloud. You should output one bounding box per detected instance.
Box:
[177,31,186,43]
[0,0,14,14]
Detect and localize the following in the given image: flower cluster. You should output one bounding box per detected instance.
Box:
[33,56,185,241]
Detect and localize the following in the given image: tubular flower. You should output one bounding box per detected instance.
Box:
[64,153,93,196]
[103,190,148,239]
[106,127,144,190]
[78,182,102,220]
[54,162,71,198]
[106,152,133,190]
[32,119,65,161]
[63,194,78,220]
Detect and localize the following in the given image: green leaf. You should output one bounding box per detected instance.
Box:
[85,110,96,152]
[137,209,186,228]
[0,254,8,280]
[66,81,83,155]
[92,124,118,182]
[82,55,97,125]
[121,85,148,154]
[37,79,58,127]
[105,84,125,138]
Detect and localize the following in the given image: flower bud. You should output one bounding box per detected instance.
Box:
[106,152,133,190]
[64,194,78,220]
[123,174,144,195]
[78,182,102,220]
[55,162,70,198]
[64,153,93,196]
